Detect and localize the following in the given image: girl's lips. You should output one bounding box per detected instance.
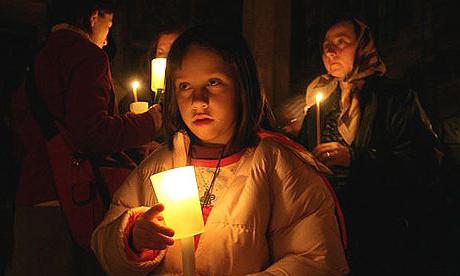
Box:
[193,118,213,126]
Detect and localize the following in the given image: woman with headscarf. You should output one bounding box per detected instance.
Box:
[298,17,441,275]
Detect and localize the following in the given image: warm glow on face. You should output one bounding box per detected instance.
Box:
[150,166,205,239]
[151,58,167,91]
[174,46,238,144]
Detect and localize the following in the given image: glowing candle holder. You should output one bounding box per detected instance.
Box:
[151,58,167,104]
[150,166,204,276]
[316,93,323,146]
[129,101,148,114]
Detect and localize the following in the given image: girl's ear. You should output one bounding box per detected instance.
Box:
[89,10,99,28]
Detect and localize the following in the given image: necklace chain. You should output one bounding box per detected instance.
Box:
[198,147,225,208]
[199,167,219,206]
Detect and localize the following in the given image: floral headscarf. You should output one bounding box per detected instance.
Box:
[305,18,386,145]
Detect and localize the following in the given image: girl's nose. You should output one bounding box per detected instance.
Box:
[191,87,209,109]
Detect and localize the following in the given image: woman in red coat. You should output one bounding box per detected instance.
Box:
[7,1,161,275]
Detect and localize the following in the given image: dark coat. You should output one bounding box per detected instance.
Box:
[298,76,441,275]
[11,29,157,205]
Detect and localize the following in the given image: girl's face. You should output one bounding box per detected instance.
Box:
[174,45,239,145]
[321,21,357,79]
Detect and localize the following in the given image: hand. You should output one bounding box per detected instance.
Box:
[313,142,351,167]
[132,203,175,251]
[147,104,162,133]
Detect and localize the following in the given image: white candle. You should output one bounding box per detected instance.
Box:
[150,166,204,276]
[151,58,167,92]
[316,93,323,146]
[181,237,196,276]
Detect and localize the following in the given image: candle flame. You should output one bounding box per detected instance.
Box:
[132,81,140,90]
[316,92,323,103]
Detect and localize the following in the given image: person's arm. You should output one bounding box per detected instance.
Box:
[249,145,349,275]
[91,162,167,276]
[65,52,161,153]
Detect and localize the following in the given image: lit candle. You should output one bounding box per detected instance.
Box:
[150,166,204,276]
[151,58,167,104]
[151,58,167,92]
[316,93,323,146]
[132,81,140,102]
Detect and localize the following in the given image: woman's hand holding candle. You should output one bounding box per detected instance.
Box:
[132,203,175,251]
[312,142,351,167]
[147,104,163,133]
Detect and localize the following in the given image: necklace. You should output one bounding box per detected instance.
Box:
[198,147,225,208]
[199,167,219,206]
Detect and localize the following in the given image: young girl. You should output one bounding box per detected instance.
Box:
[91,24,348,276]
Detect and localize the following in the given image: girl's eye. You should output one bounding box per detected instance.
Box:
[177,82,191,91]
[208,79,222,86]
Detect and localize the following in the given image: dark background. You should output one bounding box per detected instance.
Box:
[1,0,459,274]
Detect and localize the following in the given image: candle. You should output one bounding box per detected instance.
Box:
[316,93,323,146]
[129,101,148,114]
[132,81,140,102]
[151,57,167,92]
[150,166,204,276]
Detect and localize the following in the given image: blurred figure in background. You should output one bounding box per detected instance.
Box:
[7,1,161,275]
[118,23,188,164]
[274,93,306,140]
[298,17,441,275]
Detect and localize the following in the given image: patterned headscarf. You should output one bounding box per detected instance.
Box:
[305,18,386,145]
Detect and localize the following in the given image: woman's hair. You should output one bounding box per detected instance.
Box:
[50,0,117,33]
[163,24,274,149]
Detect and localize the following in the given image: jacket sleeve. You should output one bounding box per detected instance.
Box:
[249,144,349,276]
[351,88,440,189]
[65,52,157,153]
[91,163,165,276]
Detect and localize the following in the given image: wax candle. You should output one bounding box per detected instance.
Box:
[150,166,204,276]
[316,93,323,146]
[151,58,167,92]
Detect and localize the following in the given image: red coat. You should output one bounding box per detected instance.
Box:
[12,29,156,205]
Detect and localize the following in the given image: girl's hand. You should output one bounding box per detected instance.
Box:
[313,142,351,167]
[132,203,175,251]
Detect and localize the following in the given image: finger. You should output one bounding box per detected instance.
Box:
[313,143,340,156]
[318,151,331,162]
[156,233,175,246]
[151,221,175,237]
[142,233,175,249]
[151,103,162,112]
[313,146,331,157]
[142,203,165,221]
[135,232,174,251]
